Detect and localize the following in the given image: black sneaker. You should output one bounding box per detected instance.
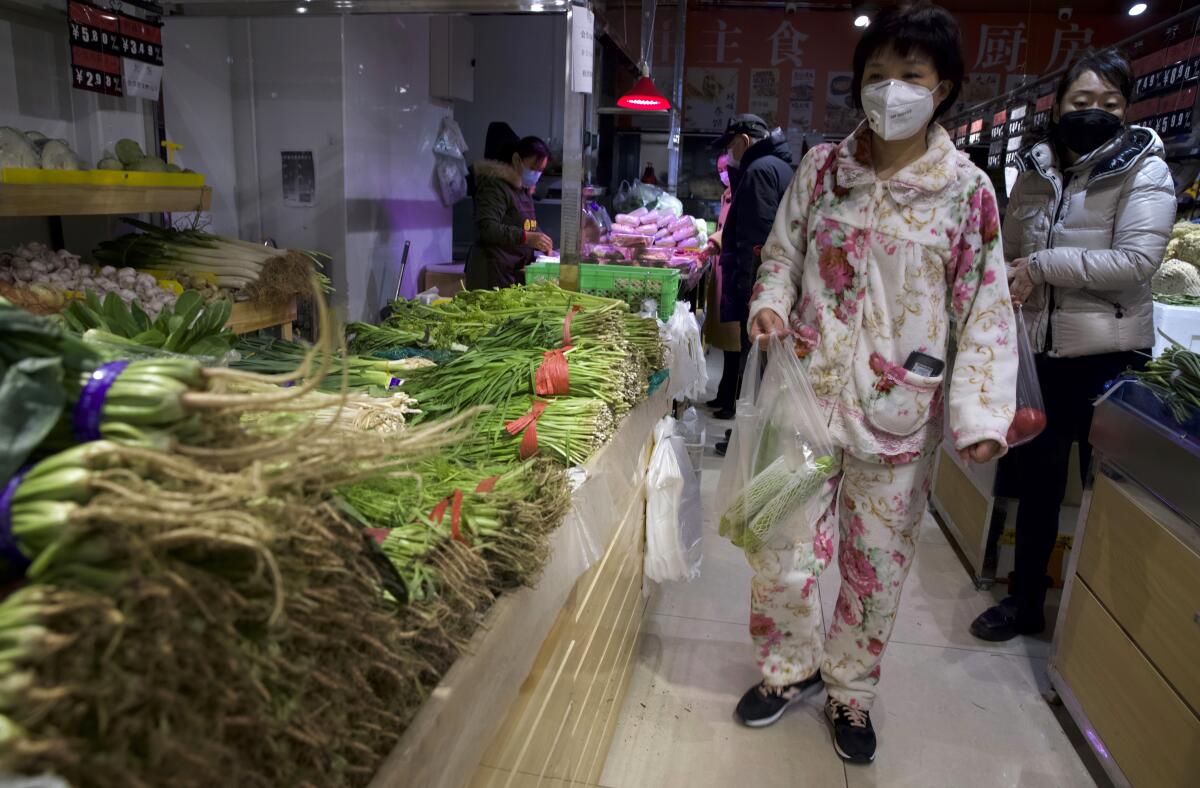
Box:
[969,598,1045,642]
[825,697,876,764]
[715,441,728,457]
[705,397,728,409]
[735,674,823,728]
[712,407,735,421]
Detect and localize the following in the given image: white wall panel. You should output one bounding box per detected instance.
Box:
[247,16,349,314]
[342,14,451,319]
[162,18,240,236]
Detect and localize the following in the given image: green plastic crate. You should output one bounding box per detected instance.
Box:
[524,262,679,320]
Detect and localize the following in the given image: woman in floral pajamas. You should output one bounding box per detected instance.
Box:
[733,3,1018,764]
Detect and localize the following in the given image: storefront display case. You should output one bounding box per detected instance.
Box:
[1048,380,1200,788]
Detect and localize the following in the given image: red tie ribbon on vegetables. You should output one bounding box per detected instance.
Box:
[420,475,503,545]
[535,306,582,396]
[506,399,548,459]
[429,489,467,543]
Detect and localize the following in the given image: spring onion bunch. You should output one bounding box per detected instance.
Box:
[93,218,331,298]
[453,396,614,467]
[343,457,570,600]
[232,335,429,395]
[401,343,639,422]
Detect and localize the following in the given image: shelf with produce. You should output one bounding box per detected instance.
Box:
[0,182,213,218]
[1,281,687,786]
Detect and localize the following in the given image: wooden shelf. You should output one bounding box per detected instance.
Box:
[0,183,212,217]
[228,298,297,340]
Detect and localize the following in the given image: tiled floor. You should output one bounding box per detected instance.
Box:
[598,354,1108,788]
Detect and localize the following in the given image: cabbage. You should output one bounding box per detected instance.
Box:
[115,138,145,166]
[40,139,83,170]
[0,127,40,168]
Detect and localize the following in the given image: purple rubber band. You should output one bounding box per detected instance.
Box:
[389,377,402,388]
[73,360,130,443]
[0,468,31,574]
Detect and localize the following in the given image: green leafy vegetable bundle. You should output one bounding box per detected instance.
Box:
[61,288,235,358]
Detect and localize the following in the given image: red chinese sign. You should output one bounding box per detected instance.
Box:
[624,4,1181,135]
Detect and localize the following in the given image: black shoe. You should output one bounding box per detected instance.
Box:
[825,697,876,764]
[735,674,824,728]
[712,408,735,420]
[715,441,728,457]
[969,598,1045,642]
[705,397,728,409]
[724,428,731,438]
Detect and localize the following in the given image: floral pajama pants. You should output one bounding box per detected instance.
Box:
[746,449,935,710]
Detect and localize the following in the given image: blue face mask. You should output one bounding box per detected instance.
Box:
[522,168,542,189]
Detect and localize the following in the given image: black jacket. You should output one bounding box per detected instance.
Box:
[465,159,539,290]
[719,130,796,323]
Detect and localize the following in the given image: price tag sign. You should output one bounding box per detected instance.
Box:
[969,118,984,146]
[991,109,1007,141]
[68,1,122,96]
[119,13,163,66]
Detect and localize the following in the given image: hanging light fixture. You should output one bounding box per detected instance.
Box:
[618,69,670,110]
[614,0,670,112]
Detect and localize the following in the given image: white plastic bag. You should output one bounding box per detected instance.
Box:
[716,333,837,552]
[433,117,469,207]
[662,301,708,402]
[645,416,702,583]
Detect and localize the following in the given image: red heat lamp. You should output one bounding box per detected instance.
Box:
[618,75,670,111]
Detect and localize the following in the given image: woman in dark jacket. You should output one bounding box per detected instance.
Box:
[465,136,554,290]
[970,50,1176,642]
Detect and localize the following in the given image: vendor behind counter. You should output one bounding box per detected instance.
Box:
[465,132,554,290]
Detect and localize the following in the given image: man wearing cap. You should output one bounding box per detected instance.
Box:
[713,114,796,453]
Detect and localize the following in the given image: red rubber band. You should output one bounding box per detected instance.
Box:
[505,399,548,459]
[535,347,571,396]
[475,475,501,493]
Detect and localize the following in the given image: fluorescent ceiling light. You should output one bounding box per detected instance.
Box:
[854,14,870,27]
[1128,3,1148,15]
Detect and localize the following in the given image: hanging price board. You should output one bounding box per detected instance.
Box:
[118,13,163,66]
[68,1,122,96]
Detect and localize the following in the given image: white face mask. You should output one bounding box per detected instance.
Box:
[861,80,937,141]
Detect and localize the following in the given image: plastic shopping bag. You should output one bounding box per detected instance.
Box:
[662,301,708,402]
[1006,306,1047,448]
[716,334,837,553]
[645,416,702,583]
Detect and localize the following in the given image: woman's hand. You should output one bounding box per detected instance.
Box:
[959,440,1002,465]
[749,308,787,346]
[1008,258,1035,305]
[527,231,554,254]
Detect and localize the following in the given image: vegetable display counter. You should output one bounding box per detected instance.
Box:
[371,386,669,788]
[1048,380,1200,787]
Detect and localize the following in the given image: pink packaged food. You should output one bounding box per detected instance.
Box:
[667,217,695,233]
[614,213,640,226]
[671,225,698,243]
[654,238,677,247]
[676,235,701,249]
[636,223,659,235]
[613,233,650,247]
[630,206,650,218]
[654,227,672,240]
[656,212,674,227]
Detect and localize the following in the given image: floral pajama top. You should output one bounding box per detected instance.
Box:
[749,123,1018,465]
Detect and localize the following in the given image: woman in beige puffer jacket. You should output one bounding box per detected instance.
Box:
[971,50,1177,643]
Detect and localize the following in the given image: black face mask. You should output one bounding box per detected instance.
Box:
[1056,108,1123,156]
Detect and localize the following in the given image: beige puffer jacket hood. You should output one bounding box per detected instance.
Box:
[1004,125,1176,357]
